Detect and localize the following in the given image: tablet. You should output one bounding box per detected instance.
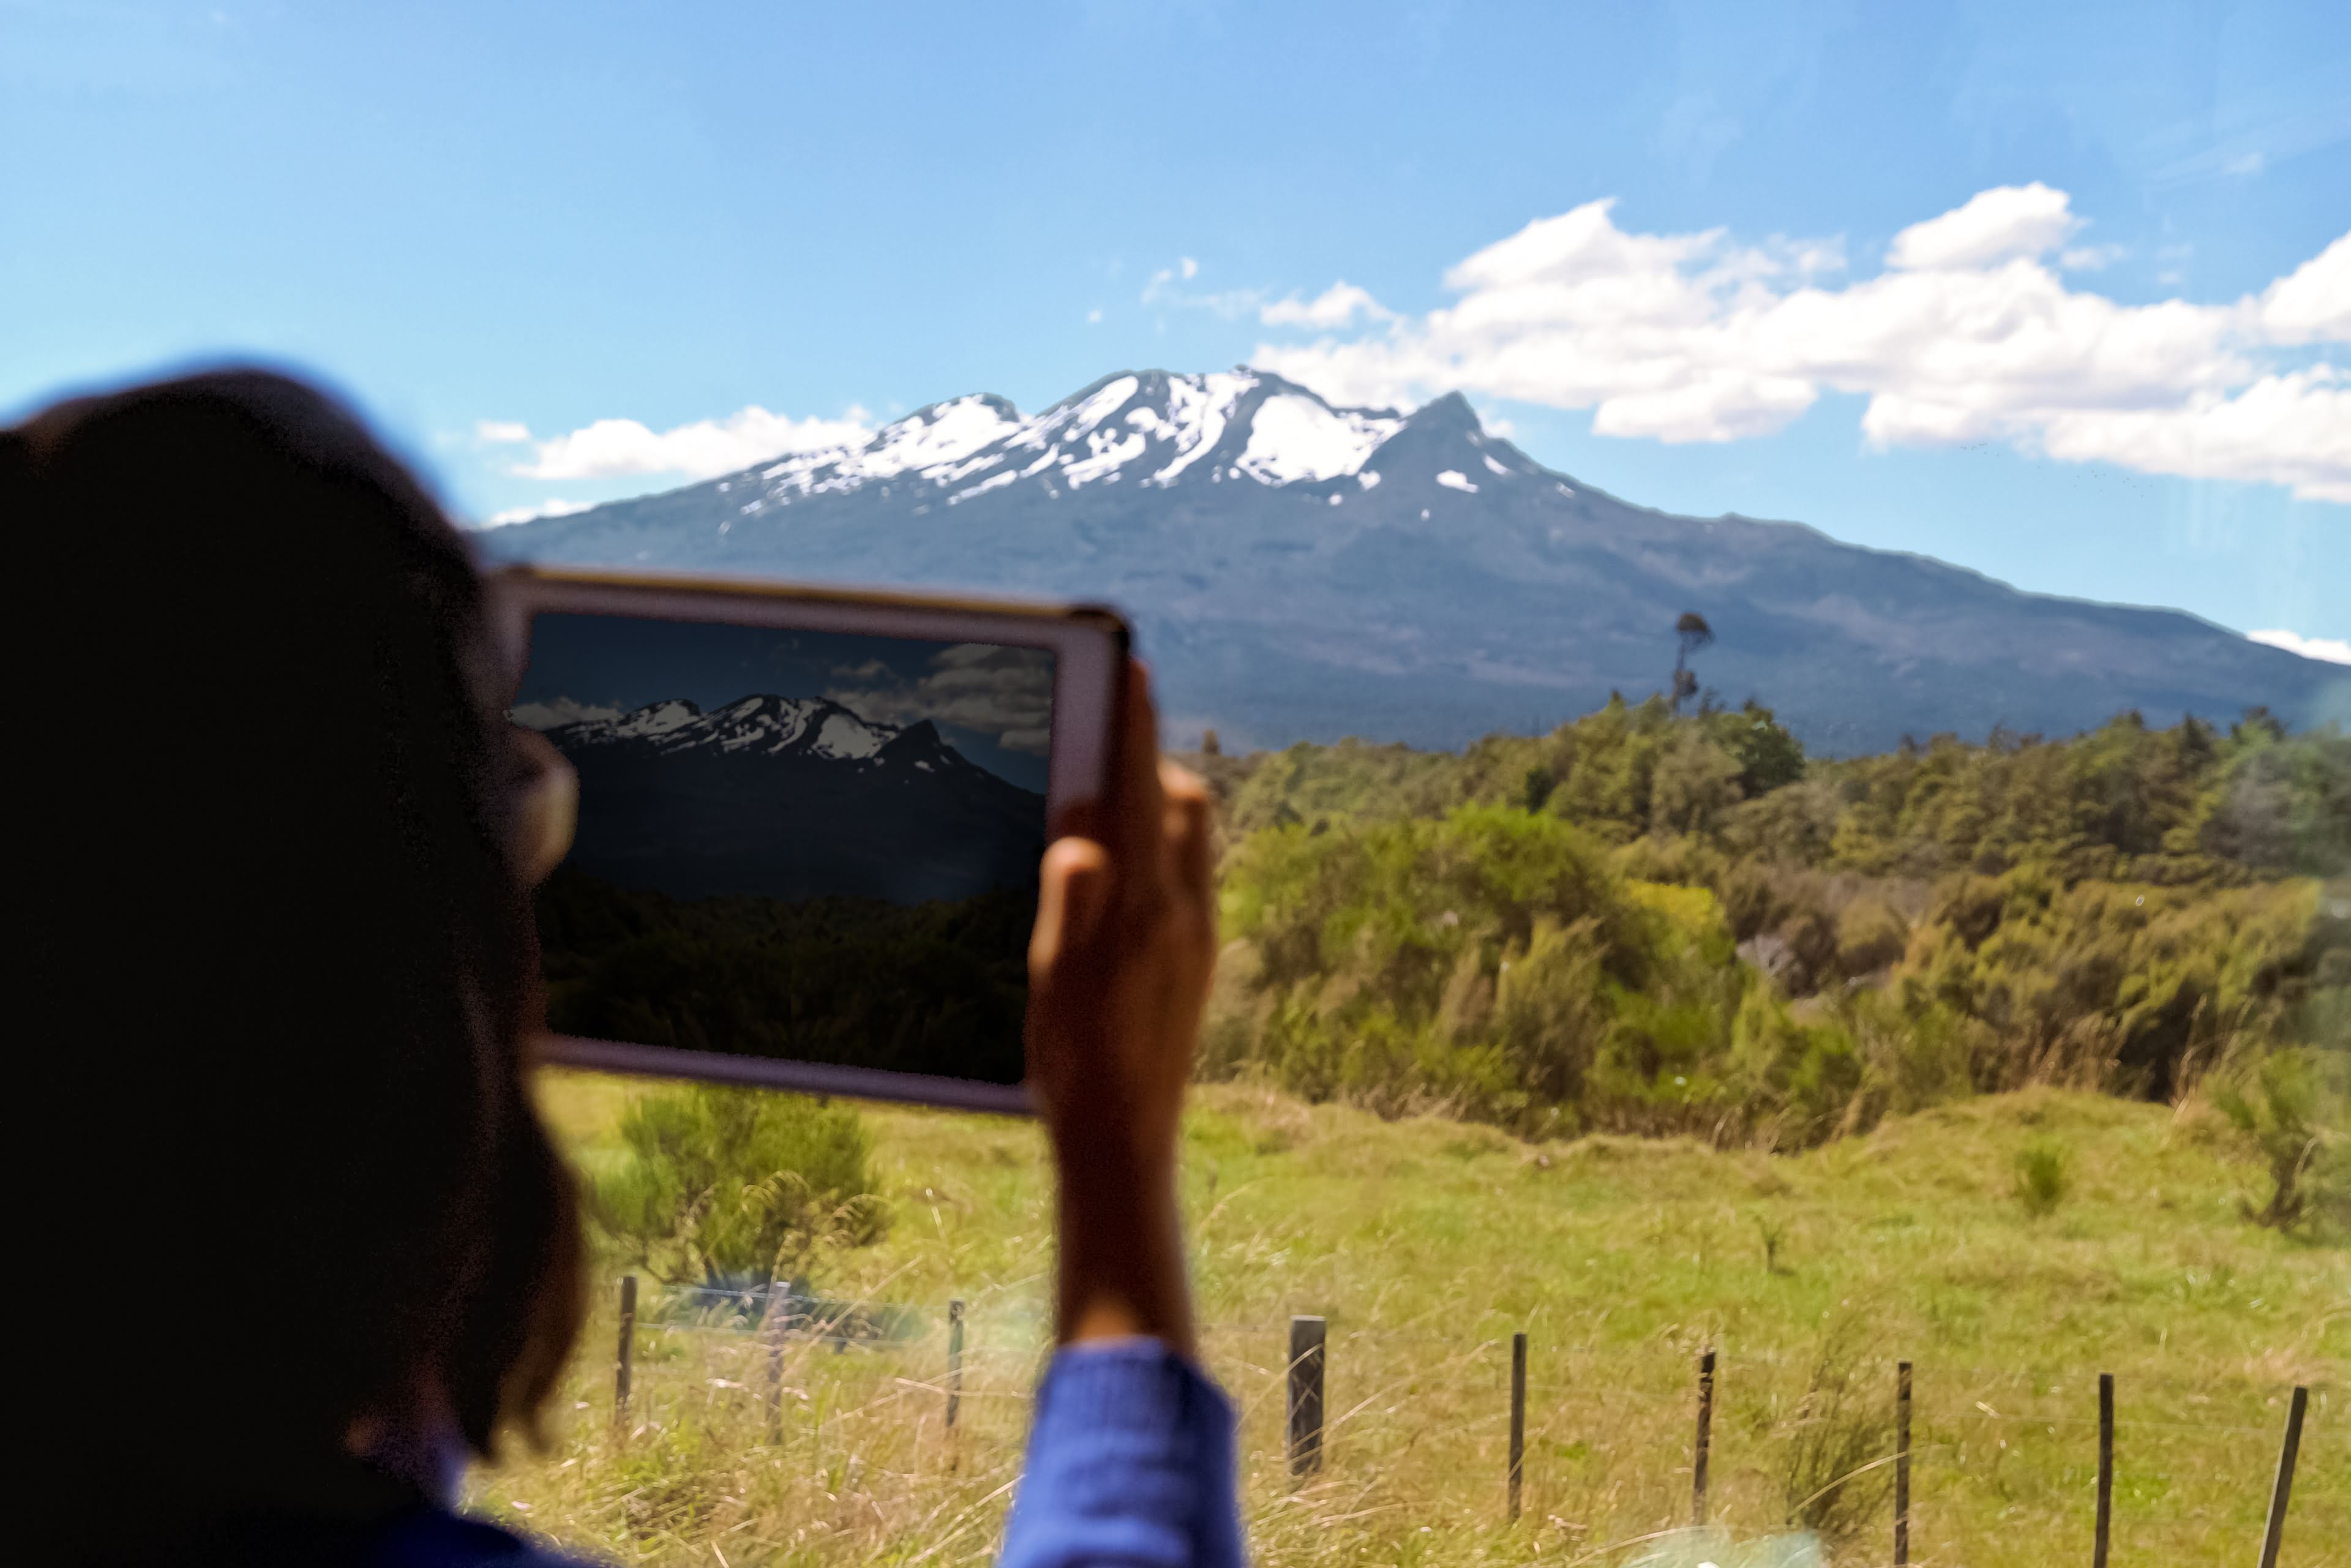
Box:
[495,565,1130,1113]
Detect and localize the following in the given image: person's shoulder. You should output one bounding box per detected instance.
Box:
[64,1506,605,1568]
[370,1507,606,1567]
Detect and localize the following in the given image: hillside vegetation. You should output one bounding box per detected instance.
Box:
[1185,702,2350,1173]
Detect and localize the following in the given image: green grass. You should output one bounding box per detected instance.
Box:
[493,1075,2348,1566]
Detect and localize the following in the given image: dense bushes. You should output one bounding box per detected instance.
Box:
[1207,808,1737,1134]
[1194,704,2349,1150]
[1205,702,2350,884]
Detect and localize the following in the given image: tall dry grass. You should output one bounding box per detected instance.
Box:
[482,1078,2346,1566]
[470,1286,2339,1567]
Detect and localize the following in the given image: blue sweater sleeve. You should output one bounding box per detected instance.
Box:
[998,1341,1245,1568]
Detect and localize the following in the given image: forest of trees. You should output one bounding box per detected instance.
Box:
[1182,697,2349,1172]
[538,866,1034,1086]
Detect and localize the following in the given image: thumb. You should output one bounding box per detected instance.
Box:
[1030,837,1112,981]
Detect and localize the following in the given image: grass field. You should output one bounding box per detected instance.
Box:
[478,1074,2348,1567]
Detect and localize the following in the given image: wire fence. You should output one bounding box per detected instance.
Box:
[522,1277,2347,1567]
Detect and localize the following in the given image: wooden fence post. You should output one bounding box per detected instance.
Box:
[1894,1360,1913,1567]
[2094,1372,2113,1568]
[615,1274,637,1428]
[947,1299,965,1431]
[1693,1348,1715,1527]
[1508,1331,1527,1522]
[1288,1315,1326,1476]
[2255,1385,2308,1568]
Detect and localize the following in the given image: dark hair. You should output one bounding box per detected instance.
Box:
[7,372,582,1530]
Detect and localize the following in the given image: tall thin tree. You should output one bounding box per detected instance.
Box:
[1671,612,1714,715]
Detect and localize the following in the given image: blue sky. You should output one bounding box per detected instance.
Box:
[6,0,2345,651]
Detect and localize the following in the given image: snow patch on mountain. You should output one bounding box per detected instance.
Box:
[758,394,1020,500]
[812,710,891,758]
[1147,370,1256,485]
[710,696,816,752]
[1063,424,1149,486]
[613,699,703,737]
[1068,375,1140,435]
[949,470,1019,506]
[1234,394,1403,484]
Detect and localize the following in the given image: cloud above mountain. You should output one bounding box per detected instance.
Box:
[484,497,594,528]
[1251,185,2351,504]
[825,643,1055,754]
[2247,628,2351,665]
[480,405,874,481]
[510,696,624,730]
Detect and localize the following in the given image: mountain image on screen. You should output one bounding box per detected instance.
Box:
[523,683,1045,1086]
[541,692,1046,906]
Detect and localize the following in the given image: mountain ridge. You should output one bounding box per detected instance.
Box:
[482,369,2350,756]
[530,689,1046,905]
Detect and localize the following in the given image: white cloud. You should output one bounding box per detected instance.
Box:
[2060,244,2126,272]
[1250,186,2351,504]
[1261,281,1395,328]
[1086,308,1103,324]
[826,643,1056,755]
[510,405,874,481]
[1886,182,2079,270]
[474,419,531,443]
[482,497,593,528]
[1180,256,1199,280]
[2259,232,2351,345]
[509,696,623,729]
[2247,628,2351,664]
[2028,368,2351,505]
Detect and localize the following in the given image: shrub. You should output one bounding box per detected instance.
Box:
[1835,896,1909,978]
[1903,871,2333,1099]
[2213,1048,2351,1236]
[1844,985,1978,1119]
[587,1084,888,1286]
[1522,763,1558,813]
[2012,1138,2071,1217]
[1490,917,1608,1107]
[1213,806,1749,1133]
[1730,988,1862,1148]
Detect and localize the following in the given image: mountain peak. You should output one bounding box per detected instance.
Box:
[887,717,942,747]
[1412,390,1481,432]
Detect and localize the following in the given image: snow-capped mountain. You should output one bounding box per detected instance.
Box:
[530,693,1044,906]
[719,370,1430,516]
[535,693,899,763]
[484,370,2348,754]
[697,369,1542,524]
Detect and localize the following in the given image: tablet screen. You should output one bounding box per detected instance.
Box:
[512,611,1052,1087]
